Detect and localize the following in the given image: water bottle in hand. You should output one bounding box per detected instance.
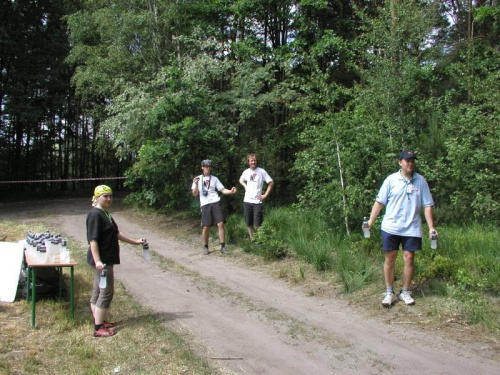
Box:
[99,268,108,288]
[362,217,370,238]
[430,231,437,250]
[142,239,151,261]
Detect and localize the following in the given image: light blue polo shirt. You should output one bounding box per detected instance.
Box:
[376,170,434,237]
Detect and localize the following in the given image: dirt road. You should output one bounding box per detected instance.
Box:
[2,198,499,374]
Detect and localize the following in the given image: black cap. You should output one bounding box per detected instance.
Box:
[399,150,417,160]
[201,159,212,166]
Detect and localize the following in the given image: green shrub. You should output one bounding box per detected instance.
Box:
[225,214,248,244]
[252,223,289,260]
[420,255,456,279]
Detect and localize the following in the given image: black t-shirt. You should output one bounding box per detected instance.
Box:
[86,207,120,266]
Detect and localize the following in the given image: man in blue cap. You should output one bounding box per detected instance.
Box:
[366,151,438,307]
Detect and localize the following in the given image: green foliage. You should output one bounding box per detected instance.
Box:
[430,44,500,223]
[251,209,291,261]
[419,255,456,279]
[337,249,378,293]
[415,224,500,296]
[474,5,500,48]
[124,113,229,209]
[225,215,248,245]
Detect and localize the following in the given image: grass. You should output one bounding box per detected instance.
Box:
[0,221,215,375]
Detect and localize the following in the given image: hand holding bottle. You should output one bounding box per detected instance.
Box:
[362,217,370,238]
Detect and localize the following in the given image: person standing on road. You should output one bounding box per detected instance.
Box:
[366,151,438,307]
[192,160,237,255]
[86,185,145,337]
[239,154,274,238]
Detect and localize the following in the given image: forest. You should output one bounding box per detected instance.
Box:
[1,0,499,231]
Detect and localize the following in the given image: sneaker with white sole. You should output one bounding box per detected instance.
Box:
[381,292,397,307]
[221,246,228,254]
[399,290,415,305]
[203,246,209,255]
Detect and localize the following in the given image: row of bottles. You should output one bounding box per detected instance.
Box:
[25,230,70,263]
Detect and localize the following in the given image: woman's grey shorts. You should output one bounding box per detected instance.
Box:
[90,265,114,309]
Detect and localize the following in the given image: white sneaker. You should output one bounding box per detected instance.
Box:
[381,292,397,307]
[399,291,415,305]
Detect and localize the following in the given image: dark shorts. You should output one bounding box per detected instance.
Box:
[244,202,264,226]
[90,265,114,309]
[201,202,226,227]
[382,230,422,252]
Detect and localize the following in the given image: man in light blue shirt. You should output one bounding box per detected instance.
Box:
[367,151,438,307]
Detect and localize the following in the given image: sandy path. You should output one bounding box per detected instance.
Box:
[2,198,498,374]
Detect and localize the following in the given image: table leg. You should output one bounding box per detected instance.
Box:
[30,267,36,328]
[70,266,74,321]
[58,267,63,300]
[26,266,31,302]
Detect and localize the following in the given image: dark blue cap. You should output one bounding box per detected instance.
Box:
[399,150,417,160]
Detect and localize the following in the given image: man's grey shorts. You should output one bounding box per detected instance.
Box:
[244,202,263,226]
[201,202,226,227]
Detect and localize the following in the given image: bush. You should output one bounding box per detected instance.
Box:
[225,215,248,245]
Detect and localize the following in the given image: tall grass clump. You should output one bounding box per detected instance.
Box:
[250,207,332,264]
[286,209,336,271]
[336,244,379,293]
[241,207,380,291]
[225,214,248,244]
[248,207,293,260]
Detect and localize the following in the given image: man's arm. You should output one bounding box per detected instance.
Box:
[221,187,237,195]
[367,201,384,228]
[239,178,247,191]
[259,181,274,200]
[191,176,200,197]
[424,206,437,238]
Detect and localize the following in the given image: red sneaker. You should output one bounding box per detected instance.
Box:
[94,328,116,337]
[103,321,117,329]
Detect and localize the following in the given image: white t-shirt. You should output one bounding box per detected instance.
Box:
[239,167,273,204]
[192,175,224,207]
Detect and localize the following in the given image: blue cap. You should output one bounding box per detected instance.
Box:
[399,150,417,160]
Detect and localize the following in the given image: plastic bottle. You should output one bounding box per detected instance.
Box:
[431,231,438,250]
[99,269,108,288]
[142,239,151,261]
[362,217,370,238]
